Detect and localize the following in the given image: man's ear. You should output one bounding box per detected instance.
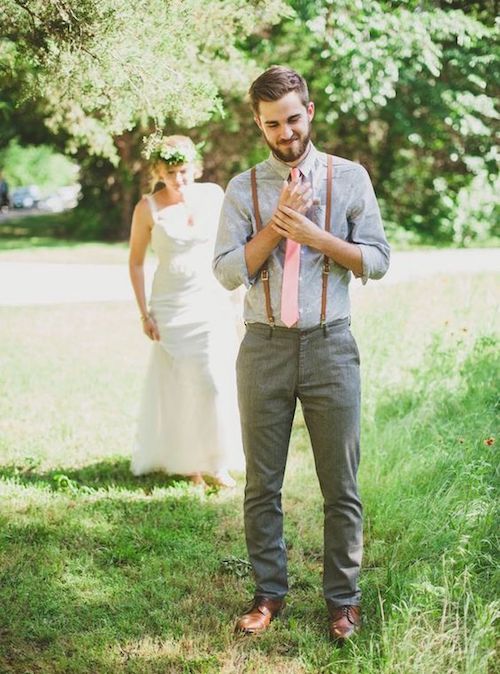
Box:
[254,114,263,131]
[307,101,315,122]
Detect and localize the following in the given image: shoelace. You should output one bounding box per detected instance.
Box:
[332,605,356,624]
[342,606,356,624]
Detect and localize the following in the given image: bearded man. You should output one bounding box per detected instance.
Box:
[213,66,390,643]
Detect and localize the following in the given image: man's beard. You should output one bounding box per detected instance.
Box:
[264,124,311,163]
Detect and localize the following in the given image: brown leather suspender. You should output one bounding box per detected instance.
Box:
[320,154,333,325]
[251,166,275,326]
[251,154,333,327]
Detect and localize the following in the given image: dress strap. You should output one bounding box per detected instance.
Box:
[144,195,158,225]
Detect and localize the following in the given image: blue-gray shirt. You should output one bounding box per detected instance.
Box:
[213,143,390,328]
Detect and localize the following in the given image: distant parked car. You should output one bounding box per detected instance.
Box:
[38,185,80,213]
[38,193,65,213]
[11,185,41,209]
[56,185,80,208]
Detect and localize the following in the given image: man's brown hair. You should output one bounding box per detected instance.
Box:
[249,66,309,114]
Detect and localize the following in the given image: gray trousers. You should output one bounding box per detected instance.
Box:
[236,317,362,607]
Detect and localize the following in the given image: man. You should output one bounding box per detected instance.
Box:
[0,172,9,211]
[213,66,390,643]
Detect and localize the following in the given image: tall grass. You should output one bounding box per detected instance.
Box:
[359,334,498,674]
[0,273,498,673]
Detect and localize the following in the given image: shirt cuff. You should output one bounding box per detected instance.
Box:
[358,244,372,285]
[357,243,390,284]
[224,246,255,289]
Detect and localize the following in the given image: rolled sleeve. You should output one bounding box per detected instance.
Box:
[215,245,253,290]
[348,166,390,284]
[213,176,255,290]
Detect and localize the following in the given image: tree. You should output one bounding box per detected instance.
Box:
[203,0,499,244]
[0,140,78,190]
[1,1,498,243]
[1,0,288,236]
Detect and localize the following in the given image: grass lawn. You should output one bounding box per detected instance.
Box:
[0,273,498,673]
[0,213,130,264]
[0,241,130,264]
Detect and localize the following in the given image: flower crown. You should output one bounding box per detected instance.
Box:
[142,133,198,166]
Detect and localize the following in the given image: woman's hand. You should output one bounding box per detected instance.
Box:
[142,315,161,341]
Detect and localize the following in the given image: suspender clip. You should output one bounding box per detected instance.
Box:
[260,269,269,281]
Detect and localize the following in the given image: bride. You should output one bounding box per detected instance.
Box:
[128,134,244,487]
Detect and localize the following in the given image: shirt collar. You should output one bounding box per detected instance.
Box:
[267,142,320,180]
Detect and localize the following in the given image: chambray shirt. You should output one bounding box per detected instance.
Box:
[213,143,390,328]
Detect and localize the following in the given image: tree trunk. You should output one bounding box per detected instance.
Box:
[75,129,146,240]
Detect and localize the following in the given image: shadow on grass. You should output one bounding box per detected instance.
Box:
[1,335,497,672]
[0,210,117,249]
[0,236,85,251]
[0,480,248,674]
[0,457,202,494]
[0,211,78,247]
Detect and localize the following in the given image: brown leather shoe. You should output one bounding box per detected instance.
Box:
[328,605,361,642]
[235,596,284,635]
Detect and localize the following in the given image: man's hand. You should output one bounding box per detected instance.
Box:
[273,205,364,276]
[244,175,314,278]
[277,178,313,215]
[271,205,323,248]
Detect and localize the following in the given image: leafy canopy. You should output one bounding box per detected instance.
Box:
[2,0,288,160]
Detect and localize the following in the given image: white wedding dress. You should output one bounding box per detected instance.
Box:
[131,183,244,476]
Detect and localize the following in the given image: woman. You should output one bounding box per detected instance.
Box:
[129,135,243,487]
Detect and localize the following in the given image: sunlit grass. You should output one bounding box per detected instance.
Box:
[0,273,498,673]
[0,212,129,262]
[0,238,130,263]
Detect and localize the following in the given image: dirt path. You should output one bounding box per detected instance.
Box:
[0,249,498,306]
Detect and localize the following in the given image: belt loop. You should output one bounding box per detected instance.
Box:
[348,315,352,327]
[267,325,274,339]
[323,322,328,337]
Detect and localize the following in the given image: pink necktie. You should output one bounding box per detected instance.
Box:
[281,167,301,327]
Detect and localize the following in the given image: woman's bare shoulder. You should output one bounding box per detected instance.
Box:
[133,195,154,226]
[135,194,152,210]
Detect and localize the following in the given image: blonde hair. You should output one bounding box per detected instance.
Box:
[149,135,202,190]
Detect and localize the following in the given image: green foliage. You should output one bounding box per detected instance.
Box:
[1,0,290,237]
[1,1,498,242]
[0,139,79,190]
[2,0,288,162]
[317,1,499,243]
[220,0,499,245]
[444,165,500,246]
